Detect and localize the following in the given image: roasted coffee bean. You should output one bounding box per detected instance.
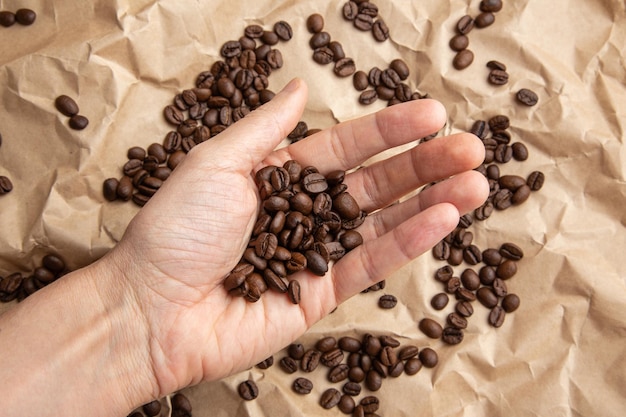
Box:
[321,348,344,368]
[455,300,474,317]
[456,15,474,34]
[342,1,359,20]
[338,336,362,353]
[315,336,337,353]
[527,171,545,191]
[511,142,529,161]
[502,293,520,312]
[313,46,334,65]
[477,286,499,308]
[256,355,274,369]
[418,347,438,368]
[389,59,410,80]
[15,8,36,25]
[353,70,369,91]
[307,13,324,33]
[273,20,293,41]
[496,259,518,279]
[372,19,389,42]
[433,240,450,261]
[404,357,423,375]
[517,88,538,106]
[489,115,510,131]
[488,69,509,85]
[431,292,449,310]
[359,89,378,105]
[453,49,474,70]
[365,370,382,391]
[480,0,503,12]
[42,254,65,273]
[492,278,508,297]
[0,176,13,195]
[142,400,162,416]
[320,388,342,409]
[334,57,356,77]
[342,381,362,397]
[238,379,259,400]
[380,335,400,348]
[475,12,495,28]
[512,184,531,205]
[288,343,305,360]
[463,245,483,265]
[286,280,300,304]
[475,201,494,220]
[442,326,464,345]
[456,287,476,302]
[435,265,454,282]
[338,394,356,414]
[301,349,322,372]
[396,345,418,361]
[447,312,468,329]
[69,114,89,130]
[327,41,346,62]
[348,366,366,383]
[489,305,506,327]
[460,269,480,291]
[171,393,192,414]
[487,60,507,71]
[360,396,380,413]
[379,346,398,367]
[419,318,443,339]
[363,333,382,357]
[470,120,488,139]
[279,356,299,374]
[261,30,279,46]
[0,272,22,294]
[449,34,469,51]
[378,294,397,309]
[164,105,184,125]
[446,276,461,293]
[0,11,16,27]
[493,189,513,210]
[304,250,328,276]
[328,364,350,383]
[55,95,79,117]
[292,377,313,395]
[354,13,374,31]
[482,248,503,266]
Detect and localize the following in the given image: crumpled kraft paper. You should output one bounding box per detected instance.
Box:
[1,0,625,416]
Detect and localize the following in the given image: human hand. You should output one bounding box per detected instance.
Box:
[103,78,488,401]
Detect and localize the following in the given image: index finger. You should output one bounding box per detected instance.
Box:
[270,98,447,173]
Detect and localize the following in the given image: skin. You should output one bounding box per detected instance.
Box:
[0,78,488,416]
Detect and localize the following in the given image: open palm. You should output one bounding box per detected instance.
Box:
[109,78,488,398]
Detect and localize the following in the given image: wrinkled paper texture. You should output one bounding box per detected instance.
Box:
[1,0,625,416]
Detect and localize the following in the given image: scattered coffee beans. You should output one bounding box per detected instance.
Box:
[516,88,539,106]
[0,254,67,303]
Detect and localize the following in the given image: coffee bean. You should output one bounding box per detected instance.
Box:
[511,142,529,161]
[456,15,474,34]
[442,326,464,345]
[489,305,506,327]
[334,57,356,77]
[372,19,389,42]
[354,13,374,31]
[499,242,524,260]
[301,349,322,372]
[496,259,518,279]
[447,312,468,329]
[287,279,301,304]
[461,268,481,290]
[477,286,499,308]
[171,393,192,415]
[455,300,474,317]
[359,89,378,105]
[328,364,350,383]
[288,343,305,360]
[0,11,16,27]
[69,114,89,130]
[475,12,495,28]
[493,278,508,297]
[338,336,362,353]
[487,60,507,71]
[404,357,423,375]
[54,95,79,117]
[378,294,397,309]
[307,13,324,33]
[313,47,334,65]
[419,318,443,339]
[238,379,259,400]
[488,69,509,85]
[279,356,299,374]
[15,8,36,25]
[480,0,503,12]
[516,88,539,106]
[431,293,449,310]
[338,394,356,414]
[360,396,380,413]
[342,2,359,21]
[449,34,469,51]
[446,276,461,294]
[320,388,342,409]
[502,293,520,312]
[418,347,438,368]
[293,377,313,395]
[0,176,13,194]
[453,49,474,70]
[142,400,162,416]
[527,171,545,191]
[365,370,382,391]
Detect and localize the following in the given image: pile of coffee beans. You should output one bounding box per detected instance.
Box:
[223,160,366,303]
[239,332,437,415]
[341,1,389,42]
[419,110,545,342]
[0,254,67,303]
[449,0,503,70]
[306,12,427,107]
[103,21,293,207]
[127,392,193,417]
[54,95,89,130]
[0,8,36,27]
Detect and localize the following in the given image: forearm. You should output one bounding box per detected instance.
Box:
[0,255,155,416]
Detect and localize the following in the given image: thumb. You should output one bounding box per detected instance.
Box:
[199,77,308,173]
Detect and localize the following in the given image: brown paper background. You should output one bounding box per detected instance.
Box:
[1,0,625,416]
